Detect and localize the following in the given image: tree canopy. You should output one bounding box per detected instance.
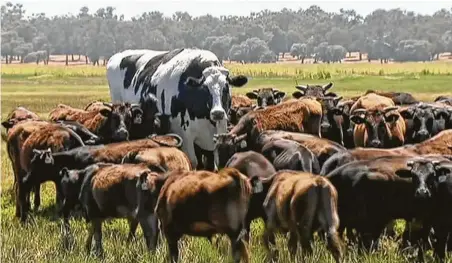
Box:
[1,2,452,64]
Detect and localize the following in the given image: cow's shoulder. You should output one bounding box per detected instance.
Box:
[135,49,186,98]
[119,54,146,89]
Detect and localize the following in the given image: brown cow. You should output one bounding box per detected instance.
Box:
[6,120,53,218]
[150,168,262,263]
[350,93,406,148]
[263,170,343,262]
[121,146,192,172]
[218,97,323,145]
[59,163,163,256]
[84,100,110,112]
[231,94,254,108]
[18,124,85,223]
[49,102,141,142]
[362,90,419,105]
[1,106,40,135]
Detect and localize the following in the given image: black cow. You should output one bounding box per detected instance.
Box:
[246,88,286,108]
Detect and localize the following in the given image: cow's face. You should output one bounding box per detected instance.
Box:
[213,133,247,168]
[246,88,286,109]
[26,148,55,184]
[399,159,451,199]
[292,82,335,99]
[102,103,136,142]
[318,96,343,134]
[60,167,84,208]
[350,106,399,148]
[185,67,248,123]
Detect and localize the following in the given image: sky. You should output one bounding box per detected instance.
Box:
[12,0,452,19]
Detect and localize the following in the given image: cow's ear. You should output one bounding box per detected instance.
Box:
[384,113,400,124]
[292,91,304,99]
[1,120,14,129]
[59,167,69,178]
[228,75,248,87]
[350,115,365,125]
[332,108,343,116]
[99,108,111,117]
[249,176,264,194]
[433,108,449,120]
[395,168,413,178]
[399,109,414,119]
[245,92,258,100]
[274,91,286,100]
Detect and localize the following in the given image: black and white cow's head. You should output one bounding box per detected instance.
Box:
[184,66,248,123]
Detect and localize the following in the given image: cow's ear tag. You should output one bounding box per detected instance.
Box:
[141,182,149,191]
[134,115,142,124]
[253,181,263,193]
[240,140,247,149]
[438,175,447,183]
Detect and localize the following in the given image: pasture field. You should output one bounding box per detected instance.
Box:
[1,62,452,263]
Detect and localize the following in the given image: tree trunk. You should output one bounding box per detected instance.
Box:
[436,53,440,60]
[65,54,69,66]
[78,54,81,60]
[368,58,371,62]
[85,56,88,64]
[5,55,8,64]
[348,52,352,57]
[301,58,304,64]
[281,52,285,59]
[20,56,24,63]
[359,52,362,61]
[36,56,39,64]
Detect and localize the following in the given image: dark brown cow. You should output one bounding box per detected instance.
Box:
[49,102,141,142]
[18,124,85,223]
[399,158,452,262]
[325,155,449,253]
[224,151,276,241]
[263,170,343,262]
[59,163,162,256]
[22,134,184,207]
[84,100,110,112]
[434,95,452,105]
[350,93,406,148]
[292,82,337,98]
[256,130,346,167]
[149,168,262,263]
[261,139,320,173]
[246,88,286,108]
[321,129,452,176]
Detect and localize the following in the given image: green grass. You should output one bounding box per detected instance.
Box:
[2,63,452,262]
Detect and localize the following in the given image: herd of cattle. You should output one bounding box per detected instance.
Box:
[2,48,452,263]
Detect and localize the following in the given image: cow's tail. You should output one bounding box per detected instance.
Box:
[316,178,344,262]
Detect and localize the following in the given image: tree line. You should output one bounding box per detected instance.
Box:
[1,2,452,65]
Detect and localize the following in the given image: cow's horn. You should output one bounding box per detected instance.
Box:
[384,106,399,113]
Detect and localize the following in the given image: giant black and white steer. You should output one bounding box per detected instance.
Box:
[106,48,248,168]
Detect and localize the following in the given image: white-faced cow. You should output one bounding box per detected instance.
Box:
[107,49,248,168]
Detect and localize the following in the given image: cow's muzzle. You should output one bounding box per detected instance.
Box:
[210,110,226,122]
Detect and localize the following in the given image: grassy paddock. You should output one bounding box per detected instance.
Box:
[1,63,452,262]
